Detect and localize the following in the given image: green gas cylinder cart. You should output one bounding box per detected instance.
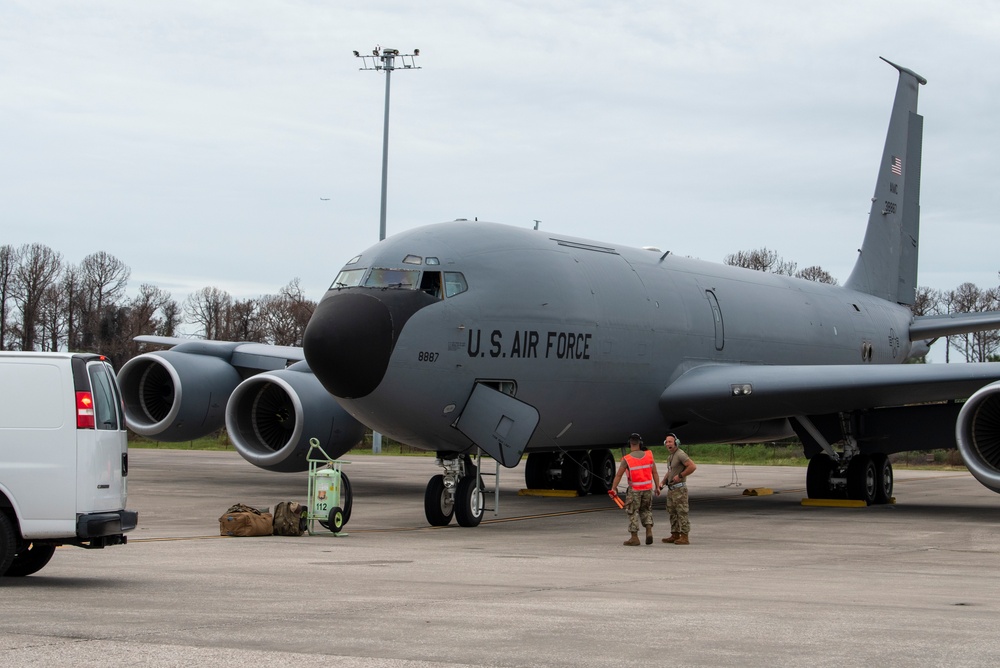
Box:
[306,438,352,535]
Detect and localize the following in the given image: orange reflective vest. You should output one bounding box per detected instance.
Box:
[624,450,655,490]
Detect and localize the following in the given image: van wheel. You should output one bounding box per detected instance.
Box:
[6,542,56,577]
[0,513,16,576]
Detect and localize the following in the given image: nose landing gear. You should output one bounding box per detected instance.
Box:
[423,453,496,527]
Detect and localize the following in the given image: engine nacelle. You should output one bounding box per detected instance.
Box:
[226,361,365,472]
[956,380,1000,494]
[118,343,242,441]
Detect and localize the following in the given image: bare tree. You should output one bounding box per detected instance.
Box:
[912,286,942,317]
[260,278,316,346]
[38,282,67,352]
[77,251,131,350]
[724,247,797,276]
[794,265,838,284]
[184,286,233,339]
[223,297,264,342]
[0,245,16,350]
[11,243,63,351]
[61,264,84,350]
[157,299,182,337]
[945,282,1000,362]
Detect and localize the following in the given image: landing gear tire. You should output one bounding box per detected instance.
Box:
[806,455,835,499]
[424,474,455,526]
[846,454,877,505]
[872,453,893,505]
[454,474,485,527]
[0,513,17,577]
[524,452,552,489]
[564,451,593,495]
[590,449,616,495]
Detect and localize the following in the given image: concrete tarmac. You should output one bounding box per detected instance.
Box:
[3,449,999,667]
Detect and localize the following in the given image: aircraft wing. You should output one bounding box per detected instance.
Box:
[135,335,304,372]
[659,362,1000,424]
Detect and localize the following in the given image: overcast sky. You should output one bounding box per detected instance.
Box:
[3,2,998,333]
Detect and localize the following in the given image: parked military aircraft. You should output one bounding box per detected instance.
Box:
[119,58,1000,528]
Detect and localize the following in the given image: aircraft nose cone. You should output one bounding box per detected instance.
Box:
[304,291,394,398]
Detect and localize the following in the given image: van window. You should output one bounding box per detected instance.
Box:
[88,363,123,431]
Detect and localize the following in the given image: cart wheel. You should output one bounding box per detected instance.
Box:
[340,473,353,526]
[327,507,344,534]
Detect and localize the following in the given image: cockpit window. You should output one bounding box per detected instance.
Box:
[402,254,422,265]
[444,272,468,298]
[332,268,366,289]
[346,255,362,265]
[364,268,421,289]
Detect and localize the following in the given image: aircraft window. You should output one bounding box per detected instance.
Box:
[444,272,468,298]
[402,254,422,265]
[419,272,443,299]
[364,268,421,289]
[426,257,440,265]
[332,268,366,289]
[346,255,362,265]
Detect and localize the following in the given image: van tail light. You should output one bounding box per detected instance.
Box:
[76,391,96,429]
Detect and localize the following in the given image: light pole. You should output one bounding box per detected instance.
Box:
[353,46,421,453]
[353,46,421,243]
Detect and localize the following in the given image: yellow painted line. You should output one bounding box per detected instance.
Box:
[742,488,774,496]
[517,489,580,497]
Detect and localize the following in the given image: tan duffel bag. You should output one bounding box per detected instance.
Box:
[219,503,273,537]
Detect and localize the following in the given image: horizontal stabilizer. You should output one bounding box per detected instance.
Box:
[909,312,1000,341]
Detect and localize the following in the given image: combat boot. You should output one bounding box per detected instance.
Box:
[662,532,680,544]
[675,533,690,545]
[623,532,640,546]
[645,526,654,545]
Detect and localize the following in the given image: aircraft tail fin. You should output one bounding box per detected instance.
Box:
[844,57,927,306]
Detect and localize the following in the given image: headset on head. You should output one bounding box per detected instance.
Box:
[665,432,681,447]
[628,432,646,450]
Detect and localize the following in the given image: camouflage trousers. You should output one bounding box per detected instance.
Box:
[666,486,690,534]
[625,489,654,533]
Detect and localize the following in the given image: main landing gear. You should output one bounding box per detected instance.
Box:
[806,452,894,505]
[424,454,492,528]
[523,449,616,496]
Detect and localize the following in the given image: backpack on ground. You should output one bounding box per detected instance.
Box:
[272,501,308,536]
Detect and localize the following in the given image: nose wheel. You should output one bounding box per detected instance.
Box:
[423,454,492,527]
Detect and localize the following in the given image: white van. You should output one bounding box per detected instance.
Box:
[0,351,137,577]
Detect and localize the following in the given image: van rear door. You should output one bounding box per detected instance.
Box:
[74,357,128,514]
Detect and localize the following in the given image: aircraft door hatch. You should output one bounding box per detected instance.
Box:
[706,290,724,351]
[455,383,539,468]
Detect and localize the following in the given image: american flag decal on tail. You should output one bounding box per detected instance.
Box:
[890,155,903,176]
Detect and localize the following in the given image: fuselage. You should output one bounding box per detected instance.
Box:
[303,221,914,453]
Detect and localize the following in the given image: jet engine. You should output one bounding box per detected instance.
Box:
[118,342,243,441]
[956,380,1000,493]
[225,361,365,472]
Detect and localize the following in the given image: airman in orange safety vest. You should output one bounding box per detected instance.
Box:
[610,433,661,545]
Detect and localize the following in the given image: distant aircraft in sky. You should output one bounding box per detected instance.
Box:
[119,58,1000,528]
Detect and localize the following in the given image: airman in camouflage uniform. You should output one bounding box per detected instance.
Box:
[661,433,696,545]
